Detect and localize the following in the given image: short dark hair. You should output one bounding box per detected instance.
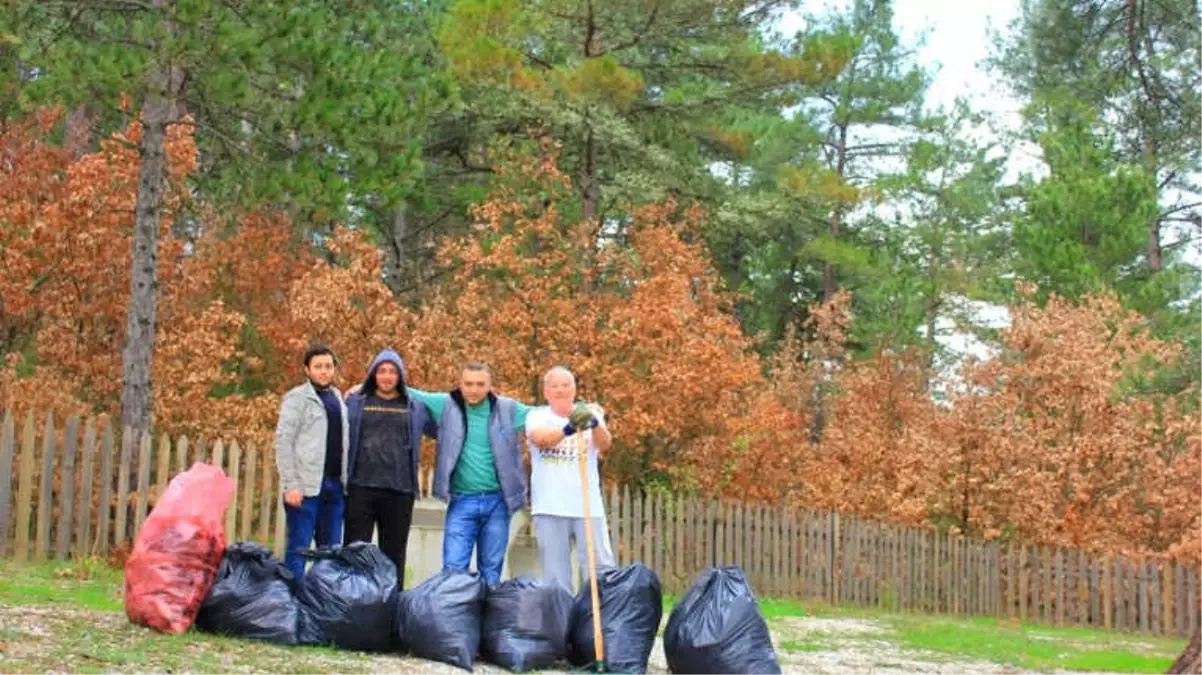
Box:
[303,342,337,367]
[461,361,492,377]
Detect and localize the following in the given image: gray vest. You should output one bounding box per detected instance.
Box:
[432,391,528,514]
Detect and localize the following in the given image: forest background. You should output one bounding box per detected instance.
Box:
[0,0,1198,563]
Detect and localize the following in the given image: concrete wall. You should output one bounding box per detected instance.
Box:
[402,498,543,587]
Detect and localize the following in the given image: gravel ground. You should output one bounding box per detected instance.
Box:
[0,604,1141,674]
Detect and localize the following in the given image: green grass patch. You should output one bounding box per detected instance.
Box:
[891,615,1183,673]
[0,559,124,612]
[663,593,802,619]
[756,597,809,620]
[779,639,830,653]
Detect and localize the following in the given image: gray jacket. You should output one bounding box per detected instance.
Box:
[432,390,528,514]
[274,381,350,497]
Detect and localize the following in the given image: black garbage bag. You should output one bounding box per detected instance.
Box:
[481,577,574,671]
[295,542,398,651]
[567,563,663,674]
[664,566,781,674]
[194,542,298,645]
[395,569,487,670]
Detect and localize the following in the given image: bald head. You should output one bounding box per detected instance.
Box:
[543,366,576,414]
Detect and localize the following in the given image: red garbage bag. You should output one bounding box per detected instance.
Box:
[125,462,235,633]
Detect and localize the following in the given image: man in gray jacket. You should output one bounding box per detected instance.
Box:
[273,343,350,581]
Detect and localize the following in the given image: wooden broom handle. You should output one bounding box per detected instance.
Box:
[578,429,605,666]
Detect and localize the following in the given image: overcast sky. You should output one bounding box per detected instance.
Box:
[777,0,1027,373]
[778,0,1039,171]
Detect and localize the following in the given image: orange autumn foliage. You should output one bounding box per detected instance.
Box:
[393,156,768,487]
[0,112,298,439]
[784,288,1200,563]
[0,117,1196,562]
[0,110,205,421]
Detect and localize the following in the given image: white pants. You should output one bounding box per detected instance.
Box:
[533,514,616,592]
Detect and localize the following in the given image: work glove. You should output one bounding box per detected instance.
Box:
[569,402,599,430]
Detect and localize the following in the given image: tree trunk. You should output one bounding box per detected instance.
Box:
[580,122,600,228]
[923,237,942,391]
[1168,630,1200,674]
[1147,214,1163,272]
[729,229,744,322]
[120,59,176,434]
[812,123,850,441]
[381,201,409,298]
[576,118,600,300]
[807,375,826,445]
[65,105,96,160]
[822,108,851,302]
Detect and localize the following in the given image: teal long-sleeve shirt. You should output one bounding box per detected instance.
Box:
[408,388,531,495]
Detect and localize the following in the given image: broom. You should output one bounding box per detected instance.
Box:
[577,427,608,673]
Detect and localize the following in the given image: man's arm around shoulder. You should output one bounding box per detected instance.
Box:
[406,387,448,423]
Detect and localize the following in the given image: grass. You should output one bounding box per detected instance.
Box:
[778,639,831,653]
[0,558,124,612]
[0,559,1187,674]
[667,587,1185,674]
[888,615,1183,674]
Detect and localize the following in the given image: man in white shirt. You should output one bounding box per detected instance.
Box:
[526,366,616,591]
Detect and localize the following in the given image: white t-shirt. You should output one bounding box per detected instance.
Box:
[526,405,606,518]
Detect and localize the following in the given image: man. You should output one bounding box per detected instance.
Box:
[274,342,350,581]
[406,363,531,586]
[526,366,615,591]
[343,348,434,586]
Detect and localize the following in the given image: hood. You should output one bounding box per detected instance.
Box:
[362,348,408,399]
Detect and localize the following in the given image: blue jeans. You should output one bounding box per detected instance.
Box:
[283,477,345,582]
[442,491,510,586]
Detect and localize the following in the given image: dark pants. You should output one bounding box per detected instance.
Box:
[442,491,510,586]
[283,476,344,582]
[344,484,416,588]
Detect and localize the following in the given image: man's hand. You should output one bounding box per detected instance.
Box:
[284,489,304,508]
[569,402,596,430]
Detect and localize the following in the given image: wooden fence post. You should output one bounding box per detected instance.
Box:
[15,411,36,561]
[75,418,96,559]
[35,412,56,560]
[0,410,15,557]
[57,416,79,559]
[134,431,152,535]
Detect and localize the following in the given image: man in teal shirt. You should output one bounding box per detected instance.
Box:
[408,362,532,585]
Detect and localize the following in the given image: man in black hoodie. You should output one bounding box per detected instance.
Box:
[343,348,435,584]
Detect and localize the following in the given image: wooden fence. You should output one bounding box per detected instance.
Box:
[1,409,1198,638]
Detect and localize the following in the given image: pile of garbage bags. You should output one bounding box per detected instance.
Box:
[567,562,663,674]
[482,576,574,671]
[194,542,297,645]
[295,542,400,651]
[185,547,599,671]
[124,469,779,673]
[124,463,235,634]
[395,569,488,669]
[664,566,782,674]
